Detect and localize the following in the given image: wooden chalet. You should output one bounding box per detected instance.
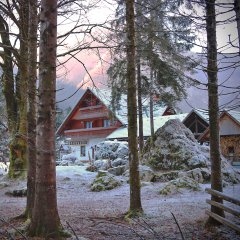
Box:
[199,110,240,164]
[57,88,123,161]
[57,88,178,161]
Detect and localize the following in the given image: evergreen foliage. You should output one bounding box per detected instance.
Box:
[107,0,197,110]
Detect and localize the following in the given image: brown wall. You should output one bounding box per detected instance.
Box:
[220,135,240,162]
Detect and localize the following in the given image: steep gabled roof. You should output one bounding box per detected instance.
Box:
[198,109,240,141]
[182,108,209,124]
[57,87,175,135]
[56,88,124,135]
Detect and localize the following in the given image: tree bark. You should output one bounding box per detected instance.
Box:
[29,0,62,237]
[125,0,143,216]
[25,0,38,219]
[205,0,225,224]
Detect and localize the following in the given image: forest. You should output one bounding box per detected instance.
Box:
[0,0,240,239]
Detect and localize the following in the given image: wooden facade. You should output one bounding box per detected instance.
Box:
[183,109,209,139]
[57,88,123,161]
[199,111,240,164]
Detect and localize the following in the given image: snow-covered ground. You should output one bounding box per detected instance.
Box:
[0,165,240,239]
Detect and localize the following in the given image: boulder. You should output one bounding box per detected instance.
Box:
[93,159,111,170]
[123,165,155,182]
[159,177,200,195]
[91,171,122,191]
[154,171,179,182]
[178,168,204,183]
[111,158,128,167]
[95,141,129,161]
[5,188,27,197]
[108,165,126,176]
[142,119,240,184]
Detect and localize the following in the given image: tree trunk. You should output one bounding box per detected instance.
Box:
[29,0,62,237]
[149,69,154,139]
[0,6,28,179]
[137,58,144,155]
[136,0,144,155]
[25,0,38,219]
[234,0,240,54]
[205,0,225,224]
[125,0,143,216]
[0,17,17,135]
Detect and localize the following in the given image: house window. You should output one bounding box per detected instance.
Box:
[228,146,235,155]
[103,119,110,127]
[80,145,86,157]
[86,121,93,128]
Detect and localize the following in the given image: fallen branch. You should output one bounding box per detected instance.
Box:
[0,217,28,240]
[66,221,79,240]
[171,212,185,240]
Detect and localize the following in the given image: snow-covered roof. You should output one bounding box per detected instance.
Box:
[91,87,175,125]
[107,113,188,139]
[226,110,240,124]
[182,108,209,124]
[57,87,178,135]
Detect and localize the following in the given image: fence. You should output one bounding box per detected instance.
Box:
[206,188,240,233]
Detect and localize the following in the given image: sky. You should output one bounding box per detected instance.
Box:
[56,1,239,112]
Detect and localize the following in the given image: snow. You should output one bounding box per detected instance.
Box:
[107,113,188,139]
[1,165,240,239]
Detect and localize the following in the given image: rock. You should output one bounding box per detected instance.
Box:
[5,188,27,197]
[108,166,126,176]
[91,172,122,191]
[0,182,10,188]
[178,168,204,183]
[95,141,129,161]
[154,171,179,182]
[159,177,200,195]
[188,155,209,169]
[111,158,127,167]
[123,165,155,182]
[142,119,240,184]
[116,145,129,159]
[94,159,111,170]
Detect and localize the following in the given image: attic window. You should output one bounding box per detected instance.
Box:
[96,99,101,105]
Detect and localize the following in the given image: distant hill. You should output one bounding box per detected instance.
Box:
[56,53,240,113]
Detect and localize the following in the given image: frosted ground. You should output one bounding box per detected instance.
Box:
[0,165,240,240]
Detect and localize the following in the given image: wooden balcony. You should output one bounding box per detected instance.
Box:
[64,126,116,134]
[73,108,109,120]
[64,126,118,140]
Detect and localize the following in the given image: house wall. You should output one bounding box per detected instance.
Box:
[220,115,240,135]
[70,137,105,161]
[220,135,240,162]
